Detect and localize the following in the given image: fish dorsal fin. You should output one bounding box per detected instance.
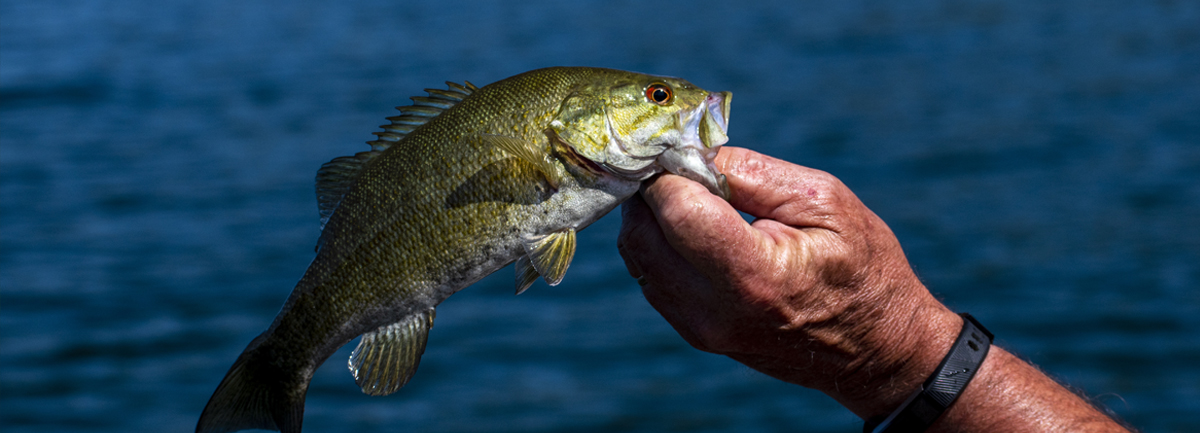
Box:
[366,81,477,151]
[348,309,436,396]
[481,134,563,189]
[522,228,577,287]
[316,80,476,250]
[315,150,380,231]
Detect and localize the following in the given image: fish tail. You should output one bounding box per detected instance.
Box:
[196,338,308,433]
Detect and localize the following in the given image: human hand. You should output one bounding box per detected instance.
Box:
[618,147,962,418]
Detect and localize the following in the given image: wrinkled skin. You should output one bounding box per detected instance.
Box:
[617,147,960,417]
[618,147,1132,432]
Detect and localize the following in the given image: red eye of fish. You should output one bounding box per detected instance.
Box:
[646,84,672,105]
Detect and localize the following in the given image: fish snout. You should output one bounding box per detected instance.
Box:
[659,90,732,200]
[699,91,731,150]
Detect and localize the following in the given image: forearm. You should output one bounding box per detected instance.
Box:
[926,346,1128,432]
[850,300,1130,431]
[619,148,1131,432]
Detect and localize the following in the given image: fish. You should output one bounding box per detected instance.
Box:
[196,66,732,433]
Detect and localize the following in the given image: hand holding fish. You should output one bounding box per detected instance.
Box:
[617,146,1130,432]
[195,66,1124,432]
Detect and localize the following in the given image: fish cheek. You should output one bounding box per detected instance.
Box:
[551,93,610,164]
[443,158,554,209]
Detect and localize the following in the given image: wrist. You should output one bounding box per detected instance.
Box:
[836,287,962,419]
[866,313,994,432]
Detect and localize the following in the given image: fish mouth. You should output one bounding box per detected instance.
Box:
[658,91,732,200]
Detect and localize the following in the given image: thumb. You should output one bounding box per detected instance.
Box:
[639,173,769,283]
[717,146,859,231]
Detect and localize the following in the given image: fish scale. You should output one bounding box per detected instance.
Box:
[197,67,731,433]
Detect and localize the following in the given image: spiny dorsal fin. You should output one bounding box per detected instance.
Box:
[348,309,436,396]
[522,228,577,286]
[481,134,563,189]
[318,80,477,236]
[315,150,380,231]
[365,81,476,151]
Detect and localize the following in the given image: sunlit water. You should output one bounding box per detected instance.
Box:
[2,1,1198,432]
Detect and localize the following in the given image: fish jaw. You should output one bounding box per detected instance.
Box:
[658,91,732,200]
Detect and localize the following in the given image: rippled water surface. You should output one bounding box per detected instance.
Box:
[2,1,1198,432]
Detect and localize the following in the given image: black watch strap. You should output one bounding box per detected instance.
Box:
[865,313,994,433]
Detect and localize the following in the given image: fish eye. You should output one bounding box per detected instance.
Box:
[645,83,672,105]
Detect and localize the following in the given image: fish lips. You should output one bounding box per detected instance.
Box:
[658,91,732,200]
[700,91,731,150]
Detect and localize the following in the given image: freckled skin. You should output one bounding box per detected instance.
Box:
[619,147,1131,432]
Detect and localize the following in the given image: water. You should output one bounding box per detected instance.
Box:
[2,0,1198,431]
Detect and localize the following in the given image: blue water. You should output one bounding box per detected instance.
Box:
[2,1,1198,432]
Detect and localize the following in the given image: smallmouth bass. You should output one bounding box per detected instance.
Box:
[197,67,732,433]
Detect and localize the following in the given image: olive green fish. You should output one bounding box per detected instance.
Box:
[196,67,732,433]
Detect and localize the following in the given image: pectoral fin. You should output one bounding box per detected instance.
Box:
[483,134,563,189]
[521,228,577,286]
[348,309,435,396]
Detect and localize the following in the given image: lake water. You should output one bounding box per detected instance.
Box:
[2,1,1198,432]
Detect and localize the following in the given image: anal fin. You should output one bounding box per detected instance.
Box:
[348,309,435,396]
[515,255,539,295]
[522,228,577,287]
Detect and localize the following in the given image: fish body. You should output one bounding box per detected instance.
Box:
[197,67,731,433]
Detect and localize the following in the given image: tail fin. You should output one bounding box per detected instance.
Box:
[197,341,308,433]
